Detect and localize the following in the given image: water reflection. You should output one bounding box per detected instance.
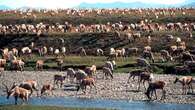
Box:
[0,96,195,110]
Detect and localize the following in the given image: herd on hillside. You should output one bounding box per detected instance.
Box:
[1,8,195,105]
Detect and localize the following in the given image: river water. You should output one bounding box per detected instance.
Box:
[0,96,195,110]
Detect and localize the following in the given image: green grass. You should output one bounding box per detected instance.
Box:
[4,54,194,74]
[17,55,170,74]
[13,54,194,75]
[24,55,136,71]
[0,105,109,110]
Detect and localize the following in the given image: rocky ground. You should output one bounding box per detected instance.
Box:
[0,71,195,104]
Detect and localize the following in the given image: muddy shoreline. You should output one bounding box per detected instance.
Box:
[0,71,195,104]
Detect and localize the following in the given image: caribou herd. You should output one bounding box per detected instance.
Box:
[0,8,195,105]
[1,41,195,104]
[0,8,194,35]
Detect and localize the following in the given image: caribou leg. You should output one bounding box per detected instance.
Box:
[150,90,153,100]
[143,80,147,90]
[14,96,18,105]
[191,84,194,93]
[154,90,157,100]
[161,89,166,100]
[138,79,141,91]
[127,76,131,83]
[182,85,185,95]
[60,82,62,88]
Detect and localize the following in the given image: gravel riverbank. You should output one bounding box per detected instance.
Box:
[0,71,195,104]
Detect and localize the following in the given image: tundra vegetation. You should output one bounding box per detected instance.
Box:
[1,8,195,105]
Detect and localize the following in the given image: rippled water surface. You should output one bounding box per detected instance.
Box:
[0,96,195,110]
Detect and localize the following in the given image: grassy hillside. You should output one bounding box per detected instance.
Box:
[0,31,195,53]
[0,10,195,75]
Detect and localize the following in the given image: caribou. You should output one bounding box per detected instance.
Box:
[174,76,194,94]
[145,80,166,100]
[76,77,96,94]
[3,83,31,105]
[53,74,66,88]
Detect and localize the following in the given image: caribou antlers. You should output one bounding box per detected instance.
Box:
[2,82,31,105]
